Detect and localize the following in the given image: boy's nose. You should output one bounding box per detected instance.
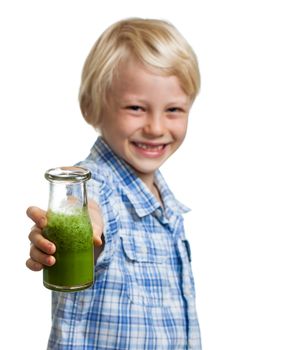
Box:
[143,114,165,137]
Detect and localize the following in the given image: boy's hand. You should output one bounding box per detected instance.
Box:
[26,206,55,271]
[26,201,104,272]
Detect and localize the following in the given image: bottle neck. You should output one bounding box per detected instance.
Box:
[48,181,88,215]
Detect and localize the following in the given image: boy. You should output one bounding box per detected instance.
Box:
[26,18,202,349]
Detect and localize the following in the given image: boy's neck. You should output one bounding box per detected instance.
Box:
[152,183,163,206]
[135,171,163,206]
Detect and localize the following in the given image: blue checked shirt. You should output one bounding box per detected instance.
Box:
[48,137,202,349]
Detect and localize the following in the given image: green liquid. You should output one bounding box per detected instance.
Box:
[43,210,94,292]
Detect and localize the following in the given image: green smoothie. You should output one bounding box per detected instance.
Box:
[43,210,94,292]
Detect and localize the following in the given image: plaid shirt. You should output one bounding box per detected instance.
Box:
[48,137,201,349]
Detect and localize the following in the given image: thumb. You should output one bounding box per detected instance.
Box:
[88,199,104,247]
[91,224,103,246]
[26,206,47,228]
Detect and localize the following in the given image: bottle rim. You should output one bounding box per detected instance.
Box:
[44,166,91,183]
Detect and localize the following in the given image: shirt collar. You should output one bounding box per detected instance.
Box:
[154,171,191,216]
[92,136,190,218]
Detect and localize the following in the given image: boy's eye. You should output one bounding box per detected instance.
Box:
[127,105,143,111]
[167,107,183,113]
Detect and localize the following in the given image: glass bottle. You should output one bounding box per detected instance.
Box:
[43,166,94,292]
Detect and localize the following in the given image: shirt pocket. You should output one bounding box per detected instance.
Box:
[119,231,171,307]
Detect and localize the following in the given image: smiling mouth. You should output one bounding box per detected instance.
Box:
[133,142,166,151]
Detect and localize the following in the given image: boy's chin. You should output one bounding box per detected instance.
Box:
[130,161,165,176]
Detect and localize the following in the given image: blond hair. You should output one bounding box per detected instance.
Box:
[79,18,200,129]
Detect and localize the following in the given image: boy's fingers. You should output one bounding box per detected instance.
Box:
[26,206,47,228]
[26,258,44,272]
[28,225,56,254]
[29,244,56,267]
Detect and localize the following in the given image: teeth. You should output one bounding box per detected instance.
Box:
[135,143,164,151]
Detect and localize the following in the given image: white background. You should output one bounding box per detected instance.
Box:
[1,0,289,349]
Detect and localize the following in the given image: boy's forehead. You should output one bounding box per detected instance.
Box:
[115,57,149,77]
[113,58,173,88]
[109,57,191,104]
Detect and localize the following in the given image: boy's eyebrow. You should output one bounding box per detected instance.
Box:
[167,98,190,105]
[118,96,147,104]
[166,98,192,108]
[120,95,190,105]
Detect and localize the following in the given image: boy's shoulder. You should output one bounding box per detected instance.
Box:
[76,156,114,186]
[76,137,115,182]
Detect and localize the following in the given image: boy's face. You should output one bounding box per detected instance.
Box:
[100,58,192,186]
